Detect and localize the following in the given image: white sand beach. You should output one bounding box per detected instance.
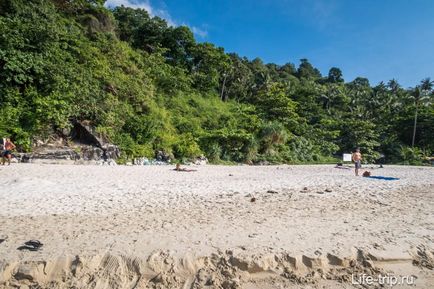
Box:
[0,164,433,288]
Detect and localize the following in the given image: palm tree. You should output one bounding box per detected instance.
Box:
[411,78,433,147]
[420,77,434,92]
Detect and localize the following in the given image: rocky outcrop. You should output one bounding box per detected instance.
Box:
[80,144,120,161]
[194,155,208,165]
[17,121,120,164]
[155,150,172,162]
[17,148,79,163]
[18,145,120,164]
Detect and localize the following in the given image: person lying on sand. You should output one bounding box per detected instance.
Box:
[174,163,197,172]
[1,138,16,166]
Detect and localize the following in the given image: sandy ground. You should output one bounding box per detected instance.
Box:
[0,164,433,289]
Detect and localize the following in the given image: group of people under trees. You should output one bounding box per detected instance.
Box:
[1,138,15,165]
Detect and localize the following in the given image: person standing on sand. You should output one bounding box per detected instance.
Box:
[1,138,16,165]
[352,148,362,176]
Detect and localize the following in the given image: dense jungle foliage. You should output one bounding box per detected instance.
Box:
[0,0,433,164]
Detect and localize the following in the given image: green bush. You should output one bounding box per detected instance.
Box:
[172,133,202,159]
[399,146,423,165]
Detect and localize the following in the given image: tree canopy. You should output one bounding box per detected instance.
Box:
[0,0,433,164]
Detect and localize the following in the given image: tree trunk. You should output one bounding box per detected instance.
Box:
[412,103,418,147]
[220,74,227,101]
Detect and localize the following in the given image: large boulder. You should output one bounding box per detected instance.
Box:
[155,150,172,162]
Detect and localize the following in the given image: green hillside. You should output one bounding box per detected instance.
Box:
[1,0,433,164]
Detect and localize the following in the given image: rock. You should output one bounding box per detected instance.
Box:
[15,120,121,164]
[194,155,208,165]
[100,159,117,166]
[133,157,149,165]
[81,144,120,161]
[20,154,31,163]
[222,279,239,289]
[70,120,102,148]
[17,148,80,162]
[250,197,256,202]
[17,144,120,164]
[155,150,172,162]
[325,188,332,192]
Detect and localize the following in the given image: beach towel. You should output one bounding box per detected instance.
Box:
[367,176,399,181]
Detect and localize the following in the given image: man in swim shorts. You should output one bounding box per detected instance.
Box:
[352,148,362,176]
[1,138,16,165]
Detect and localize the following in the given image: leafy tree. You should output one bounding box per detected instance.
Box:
[162,26,196,68]
[338,120,380,162]
[327,67,344,83]
[259,121,288,154]
[296,58,322,79]
[190,43,230,92]
[112,6,151,43]
[254,82,299,130]
[224,53,254,102]
[411,78,433,146]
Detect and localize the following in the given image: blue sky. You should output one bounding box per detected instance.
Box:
[106,0,434,87]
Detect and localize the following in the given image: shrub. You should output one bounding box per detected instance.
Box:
[399,146,423,165]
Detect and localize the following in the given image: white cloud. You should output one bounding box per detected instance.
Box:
[154,8,176,26]
[105,0,178,26]
[191,26,208,38]
[105,0,153,14]
[282,0,340,31]
[105,0,207,37]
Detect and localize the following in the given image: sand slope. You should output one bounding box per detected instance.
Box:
[0,164,433,288]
